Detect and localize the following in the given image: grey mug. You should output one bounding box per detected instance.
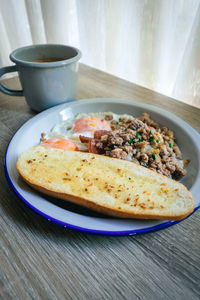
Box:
[0,44,82,111]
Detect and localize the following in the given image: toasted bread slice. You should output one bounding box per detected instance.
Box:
[16,146,194,220]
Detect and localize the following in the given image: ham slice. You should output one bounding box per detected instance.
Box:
[79,135,92,143]
[94,130,109,139]
[88,139,99,154]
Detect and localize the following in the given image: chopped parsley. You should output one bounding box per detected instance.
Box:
[169,143,172,148]
[136,131,142,138]
[152,153,156,160]
[128,138,134,145]
[156,139,159,143]
[115,121,119,125]
[149,136,154,142]
[138,138,143,142]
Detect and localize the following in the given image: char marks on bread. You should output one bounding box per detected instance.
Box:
[16,146,194,220]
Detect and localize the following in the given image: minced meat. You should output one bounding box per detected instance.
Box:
[92,113,189,180]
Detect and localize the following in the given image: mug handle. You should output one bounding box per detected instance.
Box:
[0,65,23,96]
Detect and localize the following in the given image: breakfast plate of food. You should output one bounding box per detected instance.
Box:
[4,98,200,235]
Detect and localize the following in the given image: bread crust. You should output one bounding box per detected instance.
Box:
[21,178,193,220]
[16,146,194,220]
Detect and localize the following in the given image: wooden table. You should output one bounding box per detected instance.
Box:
[1,64,200,299]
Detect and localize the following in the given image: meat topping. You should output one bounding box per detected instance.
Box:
[78,113,188,180]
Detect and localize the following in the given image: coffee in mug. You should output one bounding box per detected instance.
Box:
[0,44,82,112]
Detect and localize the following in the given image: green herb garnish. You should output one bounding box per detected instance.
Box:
[156,139,159,143]
[152,153,156,160]
[124,129,127,132]
[136,131,142,138]
[128,138,134,145]
[138,138,143,142]
[149,136,154,142]
[169,143,172,148]
[115,121,119,125]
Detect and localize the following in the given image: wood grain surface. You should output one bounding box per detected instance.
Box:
[1,64,200,300]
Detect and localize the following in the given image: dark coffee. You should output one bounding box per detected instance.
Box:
[32,58,65,63]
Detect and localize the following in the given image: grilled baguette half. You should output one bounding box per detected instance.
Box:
[16,146,194,220]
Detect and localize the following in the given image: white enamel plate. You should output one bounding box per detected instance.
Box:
[4,99,200,235]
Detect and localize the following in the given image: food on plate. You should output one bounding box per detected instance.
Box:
[40,112,114,151]
[41,112,189,180]
[73,116,111,132]
[16,146,194,220]
[16,111,192,221]
[41,138,78,151]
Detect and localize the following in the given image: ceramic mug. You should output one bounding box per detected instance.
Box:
[0,44,82,111]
